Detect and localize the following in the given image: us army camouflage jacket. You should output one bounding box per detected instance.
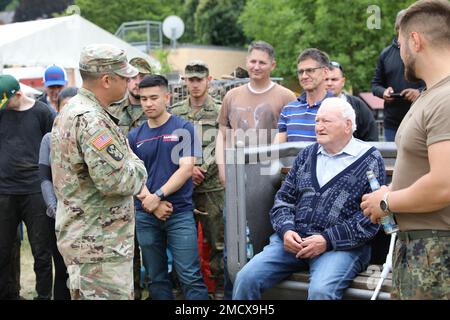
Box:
[170,95,223,193]
[51,88,147,265]
[107,94,148,136]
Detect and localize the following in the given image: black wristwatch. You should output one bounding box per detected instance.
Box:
[155,188,165,200]
[380,192,392,214]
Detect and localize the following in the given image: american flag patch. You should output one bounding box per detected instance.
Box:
[92,132,113,150]
[163,135,179,142]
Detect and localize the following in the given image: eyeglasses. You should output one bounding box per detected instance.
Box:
[330,61,344,74]
[297,66,324,76]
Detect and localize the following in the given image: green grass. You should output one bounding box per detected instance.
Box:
[19,226,37,300]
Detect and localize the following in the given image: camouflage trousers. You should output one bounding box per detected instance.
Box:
[193,190,225,291]
[391,233,450,300]
[133,233,142,300]
[67,259,134,300]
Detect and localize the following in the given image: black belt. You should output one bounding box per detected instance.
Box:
[398,230,450,241]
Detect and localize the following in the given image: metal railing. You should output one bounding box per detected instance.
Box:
[225,141,397,299]
[168,77,284,105]
[115,20,163,53]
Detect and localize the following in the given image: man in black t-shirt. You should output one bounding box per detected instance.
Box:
[0,75,54,300]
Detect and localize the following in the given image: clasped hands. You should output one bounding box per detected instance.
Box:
[283,231,327,259]
[137,187,173,221]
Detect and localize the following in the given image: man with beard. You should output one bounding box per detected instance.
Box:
[361,0,450,300]
[170,61,224,298]
[371,10,424,141]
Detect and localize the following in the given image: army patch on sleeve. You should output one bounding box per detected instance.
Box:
[106,144,124,161]
[92,132,113,150]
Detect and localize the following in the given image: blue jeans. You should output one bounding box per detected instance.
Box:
[384,127,397,142]
[233,233,371,300]
[136,210,208,300]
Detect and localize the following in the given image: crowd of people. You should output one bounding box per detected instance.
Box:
[0,0,448,301]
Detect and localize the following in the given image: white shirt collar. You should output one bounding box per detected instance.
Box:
[317,137,363,157]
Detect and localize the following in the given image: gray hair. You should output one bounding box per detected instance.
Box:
[297,48,330,66]
[321,97,357,132]
[248,40,275,60]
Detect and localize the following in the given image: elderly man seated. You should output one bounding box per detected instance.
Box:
[232,97,385,300]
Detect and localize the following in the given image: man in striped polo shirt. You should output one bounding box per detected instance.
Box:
[274,48,333,143]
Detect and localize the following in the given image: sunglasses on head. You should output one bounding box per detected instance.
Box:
[330,61,344,74]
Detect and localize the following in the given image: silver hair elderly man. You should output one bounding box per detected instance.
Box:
[233,97,385,300]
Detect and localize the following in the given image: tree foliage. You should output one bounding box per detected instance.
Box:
[75,0,183,34]
[179,0,199,43]
[13,0,74,22]
[75,0,247,47]
[0,0,13,11]
[239,0,417,92]
[192,0,248,46]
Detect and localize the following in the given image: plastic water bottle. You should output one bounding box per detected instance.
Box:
[246,225,254,260]
[366,170,399,234]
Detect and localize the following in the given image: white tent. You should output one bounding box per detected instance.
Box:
[20,82,42,97]
[0,14,159,84]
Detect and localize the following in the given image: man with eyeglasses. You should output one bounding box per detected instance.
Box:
[326,61,378,141]
[274,48,333,143]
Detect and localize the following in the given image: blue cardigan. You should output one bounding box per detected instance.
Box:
[270,143,385,251]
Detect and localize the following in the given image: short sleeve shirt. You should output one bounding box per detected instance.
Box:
[217,83,296,146]
[128,115,202,213]
[392,75,450,231]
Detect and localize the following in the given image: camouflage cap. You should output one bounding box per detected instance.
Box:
[79,44,138,78]
[129,57,152,75]
[184,60,209,79]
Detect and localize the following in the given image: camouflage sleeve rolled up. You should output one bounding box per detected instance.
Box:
[76,113,147,197]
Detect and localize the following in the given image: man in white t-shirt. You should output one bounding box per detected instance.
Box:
[216,40,296,299]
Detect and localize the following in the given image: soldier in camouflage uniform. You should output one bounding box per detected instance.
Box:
[51,44,148,300]
[391,234,449,299]
[107,57,152,300]
[170,60,225,297]
[361,0,450,300]
[107,57,152,136]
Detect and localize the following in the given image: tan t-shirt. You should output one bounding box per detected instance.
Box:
[392,75,450,231]
[217,83,296,146]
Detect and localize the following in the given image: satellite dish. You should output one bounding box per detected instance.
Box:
[162,15,185,48]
